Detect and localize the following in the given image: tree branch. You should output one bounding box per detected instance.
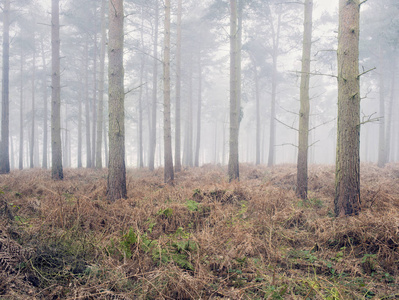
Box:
[357,67,376,78]
[309,117,336,132]
[276,143,298,148]
[275,117,299,132]
[291,70,338,79]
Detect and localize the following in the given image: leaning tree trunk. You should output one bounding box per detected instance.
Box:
[228,0,239,182]
[0,0,10,174]
[296,0,313,199]
[163,0,174,183]
[107,0,126,201]
[51,0,63,180]
[334,0,361,217]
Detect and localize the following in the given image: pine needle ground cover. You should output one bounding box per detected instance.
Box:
[0,163,398,299]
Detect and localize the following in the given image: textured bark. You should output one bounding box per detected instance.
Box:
[296,0,313,200]
[228,0,239,182]
[107,0,126,201]
[174,0,182,172]
[138,6,145,168]
[41,39,48,169]
[0,0,10,174]
[335,0,361,217]
[163,0,174,184]
[51,0,63,180]
[96,0,107,169]
[149,0,159,171]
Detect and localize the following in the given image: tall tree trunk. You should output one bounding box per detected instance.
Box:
[252,57,260,165]
[0,0,10,174]
[78,82,83,168]
[138,6,145,168]
[296,0,313,199]
[19,51,24,170]
[107,0,126,201]
[96,0,107,169]
[267,8,281,167]
[92,12,98,166]
[174,0,182,172]
[334,0,361,217]
[195,50,202,167]
[51,0,63,180]
[228,0,239,182]
[30,42,36,168]
[377,48,386,167]
[385,57,395,162]
[41,39,48,169]
[103,114,108,167]
[163,0,174,183]
[84,36,92,168]
[149,0,159,171]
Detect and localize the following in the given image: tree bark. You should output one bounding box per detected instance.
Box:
[41,38,48,169]
[19,51,24,170]
[195,50,202,167]
[84,36,92,168]
[92,17,98,167]
[377,48,386,167]
[149,0,159,171]
[385,57,395,162]
[51,0,63,180]
[296,0,313,199]
[138,6,145,168]
[163,0,174,184]
[174,0,182,172]
[96,0,107,169]
[30,41,36,168]
[0,0,10,174]
[78,81,83,168]
[335,0,361,217]
[228,0,239,182]
[107,0,126,201]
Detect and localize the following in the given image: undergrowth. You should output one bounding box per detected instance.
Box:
[0,163,398,299]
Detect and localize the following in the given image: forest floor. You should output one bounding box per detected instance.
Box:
[0,163,398,299]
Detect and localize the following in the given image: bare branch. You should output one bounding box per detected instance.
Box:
[276,143,298,148]
[359,0,368,6]
[275,118,298,132]
[309,117,336,132]
[307,140,320,149]
[357,67,376,78]
[277,102,299,116]
[291,70,338,79]
[359,112,381,126]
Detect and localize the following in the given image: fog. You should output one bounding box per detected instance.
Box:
[1,0,398,170]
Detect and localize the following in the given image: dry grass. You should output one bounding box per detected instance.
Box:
[0,163,398,299]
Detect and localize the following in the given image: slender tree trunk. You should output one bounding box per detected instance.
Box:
[30,43,36,168]
[335,0,361,217]
[78,82,83,168]
[107,0,126,201]
[149,0,159,171]
[252,59,260,165]
[138,6,145,168]
[377,48,386,167]
[41,39,48,169]
[10,135,14,170]
[96,0,107,169]
[296,0,313,199]
[163,0,174,183]
[0,0,10,174]
[385,57,395,162]
[92,12,98,166]
[228,0,239,182]
[103,115,108,167]
[195,50,202,167]
[84,36,92,168]
[187,54,193,167]
[267,8,281,167]
[19,51,24,170]
[51,0,63,180]
[174,0,182,172]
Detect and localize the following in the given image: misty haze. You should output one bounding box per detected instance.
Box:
[0,0,398,299]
